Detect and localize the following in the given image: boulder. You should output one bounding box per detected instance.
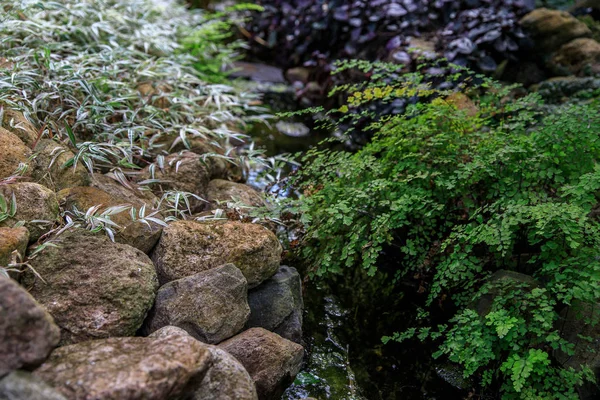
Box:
[0,371,67,400]
[550,38,600,77]
[219,328,304,400]
[207,179,265,210]
[0,183,59,241]
[22,229,158,345]
[90,173,159,207]
[31,139,89,191]
[57,186,163,253]
[0,128,31,180]
[520,8,591,53]
[0,226,29,267]
[152,220,282,287]
[1,109,38,146]
[475,270,538,316]
[533,76,600,102]
[143,264,250,344]
[137,151,211,212]
[149,326,258,400]
[34,335,211,400]
[0,276,60,377]
[246,265,303,343]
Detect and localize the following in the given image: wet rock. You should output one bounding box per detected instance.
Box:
[435,363,471,391]
[219,327,304,400]
[34,335,211,400]
[0,276,60,377]
[0,371,67,400]
[0,128,31,180]
[1,109,38,146]
[556,300,600,400]
[138,150,211,212]
[207,179,265,209]
[152,220,282,287]
[22,229,158,345]
[0,183,59,241]
[0,226,29,268]
[149,326,258,400]
[520,8,591,53]
[143,264,250,344]
[275,121,310,138]
[31,139,89,191]
[57,186,162,253]
[246,265,303,343]
[550,38,600,76]
[476,270,538,316]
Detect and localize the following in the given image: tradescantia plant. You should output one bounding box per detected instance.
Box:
[283,60,600,398]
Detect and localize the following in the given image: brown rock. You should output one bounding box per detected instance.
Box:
[34,335,211,400]
[551,38,600,77]
[0,371,67,400]
[138,151,211,212]
[207,179,265,209]
[152,220,282,287]
[219,328,304,400]
[0,128,31,181]
[0,276,60,377]
[90,173,159,207]
[445,93,478,117]
[31,139,89,191]
[1,109,38,146]
[0,183,59,241]
[0,226,29,267]
[58,186,163,253]
[143,264,250,344]
[520,8,591,53]
[22,229,158,345]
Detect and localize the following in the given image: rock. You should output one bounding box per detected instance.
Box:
[219,328,304,400]
[550,38,600,76]
[137,81,172,109]
[445,93,478,117]
[275,121,311,138]
[152,220,282,287]
[90,172,159,207]
[0,128,31,180]
[34,335,211,400]
[246,266,303,343]
[207,179,265,209]
[57,186,162,253]
[138,151,210,213]
[0,276,60,377]
[556,300,600,400]
[533,76,600,102]
[149,326,258,400]
[1,109,38,146]
[31,139,89,191]
[0,183,59,241]
[0,226,29,268]
[0,371,67,400]
[285,67,311,84]
[229,62,286,83]
[520,8,591,53]
[143,264,250,344]
[475,270,538,317]
[22,229,158,345]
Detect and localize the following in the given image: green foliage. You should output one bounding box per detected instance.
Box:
[0,193,17,223]
[289,61,600,397]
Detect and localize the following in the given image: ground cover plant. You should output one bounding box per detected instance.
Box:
[284,60,600,398]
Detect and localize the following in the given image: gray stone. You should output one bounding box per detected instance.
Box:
[0,371,66,400]
[143,264,250,344]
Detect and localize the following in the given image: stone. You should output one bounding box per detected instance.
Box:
[475,270,538,317]
[31,139,89,191]
[22,229,158,345]
[445,93,478,117]
[229,62,286,83]
[143,264,250,344]
[533,76,600,103]
[90,172,159,206]
[0,183,59,241]
[285,67,311,84]
[1,109,38,146]
[0,128,31,181]
[0,226,29,267]
[0,276,60,377]
[550,38,600,77]
[219,328,304,400]
[207,179,265,209]
[137,81,172,109]
[149,326,258,400]
[520,8,591,53]
[34,335,211,400]
[0,371,67,400]
[57,186,163,253]
[152,220,282,287]
[138,150,211,212]
[246,265,303,343]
